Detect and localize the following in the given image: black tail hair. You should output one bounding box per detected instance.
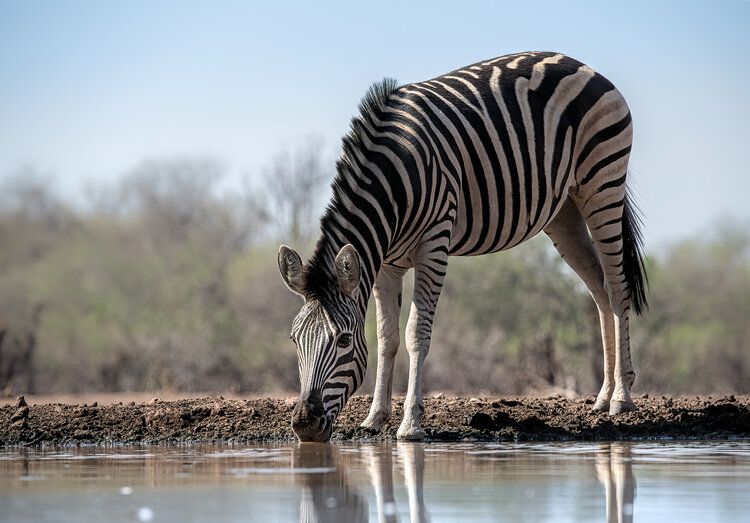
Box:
[621,182,649,315]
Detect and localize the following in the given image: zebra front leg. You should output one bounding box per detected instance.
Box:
[397,249,447,441]
[362,266,405,431]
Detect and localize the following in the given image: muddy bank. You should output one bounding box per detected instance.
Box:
[1,394,748,446]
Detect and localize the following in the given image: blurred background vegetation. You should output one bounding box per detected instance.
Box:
[1,141,748,397]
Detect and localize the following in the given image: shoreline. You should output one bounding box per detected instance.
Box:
[1,395,748,446]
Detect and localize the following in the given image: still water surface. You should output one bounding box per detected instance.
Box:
[1,441,749,522]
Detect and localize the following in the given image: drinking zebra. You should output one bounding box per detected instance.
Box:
[278,51,647,441]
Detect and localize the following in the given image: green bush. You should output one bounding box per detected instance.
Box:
[1,162,747,395]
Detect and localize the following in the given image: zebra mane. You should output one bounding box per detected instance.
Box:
[302,78,400,300]
[302,236,336,300]
[337,77,400,175]
[357,77,400,119]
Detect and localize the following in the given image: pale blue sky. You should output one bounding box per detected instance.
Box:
[1,1,748,249]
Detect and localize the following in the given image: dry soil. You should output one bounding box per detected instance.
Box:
[1,394,748,446]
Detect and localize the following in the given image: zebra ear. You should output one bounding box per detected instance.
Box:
[334,244,361,297]
[278,245,305,296]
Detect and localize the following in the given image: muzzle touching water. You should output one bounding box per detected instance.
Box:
[291,393,332,442]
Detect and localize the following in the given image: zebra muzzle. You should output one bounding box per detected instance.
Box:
[291,395,330,442]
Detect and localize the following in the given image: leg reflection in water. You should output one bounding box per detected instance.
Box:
[363,442,431,523]
[363,444,398,523]
[293,443,368,523]
[399,443,430,523]
[595,443,637,523]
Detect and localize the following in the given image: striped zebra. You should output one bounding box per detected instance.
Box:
[278,51,648,441]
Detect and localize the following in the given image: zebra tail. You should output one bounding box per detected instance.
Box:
[621,181,649,316]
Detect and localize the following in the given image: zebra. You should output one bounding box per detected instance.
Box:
[278,51,648,441]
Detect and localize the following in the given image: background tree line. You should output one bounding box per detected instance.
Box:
[0,141,748,396]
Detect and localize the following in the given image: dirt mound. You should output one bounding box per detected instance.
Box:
[1,395,748,446]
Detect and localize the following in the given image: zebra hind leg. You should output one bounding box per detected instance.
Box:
[361,266,405,431]
[575,183,638,415]
[544,198,617,412]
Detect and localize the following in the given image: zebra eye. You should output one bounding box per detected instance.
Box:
[336,333,352,348]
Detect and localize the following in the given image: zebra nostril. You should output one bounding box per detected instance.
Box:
[292,399,324,426]
[291,403,305,423]
[291,413,330,442]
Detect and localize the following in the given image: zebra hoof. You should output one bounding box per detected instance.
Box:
[609,400,637,415]
[397,424,425,441]
[592,398,610,412]
[361,410,390,431]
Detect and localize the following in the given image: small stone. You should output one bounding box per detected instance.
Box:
[73,429,93,439]
[640,393,649,399]
[15,396,28,408]
[149,398,159,404]
[729,395,736,402]
[467,412,495,430]
[11,406,29,423]
[11,418,28,429]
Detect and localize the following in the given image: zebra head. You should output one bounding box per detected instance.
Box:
[278,244,366,442]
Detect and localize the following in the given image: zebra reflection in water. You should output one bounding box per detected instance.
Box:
[294,443,429,523]
[362,443,430,523]
[596,443,637,523]
[294,443,634,522]
[293,444,368,523]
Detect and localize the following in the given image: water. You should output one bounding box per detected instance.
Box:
[1,442,749,522]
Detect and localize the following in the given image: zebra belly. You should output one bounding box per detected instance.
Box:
[447,156,575,257]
